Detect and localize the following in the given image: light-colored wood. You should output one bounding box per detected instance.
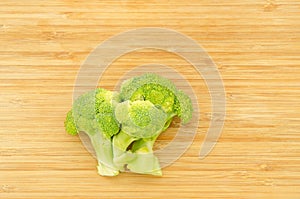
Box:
[1,0,300,198]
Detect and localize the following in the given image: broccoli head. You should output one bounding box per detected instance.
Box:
[64,73,194,177]
[115,100,167,139]
[120,73,193,125]
[64,88,120,176]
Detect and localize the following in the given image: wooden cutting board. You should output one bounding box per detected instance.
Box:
[1,0,299,198]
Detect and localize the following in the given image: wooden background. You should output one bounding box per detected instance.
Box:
[1,0,300,198]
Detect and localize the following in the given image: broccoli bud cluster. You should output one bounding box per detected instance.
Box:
[64,73,193,176]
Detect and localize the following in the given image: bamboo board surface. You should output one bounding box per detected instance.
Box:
[1,0,300,198]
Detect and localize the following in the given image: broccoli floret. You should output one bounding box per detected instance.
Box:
[115,100,167,139]
[64,110,78,136]
[118,74,193,176]
[64,88,120,176]
[112,100,167,175]
[120,73,193,125]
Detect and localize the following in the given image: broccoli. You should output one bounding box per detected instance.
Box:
[64,88,120,176]
[115,100,167,139]
[64,73,193,177]
[117,74,193,175]
[120,73,193,126]
[112,100,167,175]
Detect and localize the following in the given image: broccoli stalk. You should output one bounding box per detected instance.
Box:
[64,88,120,176]
[112,130,136,171]
[112,131,162,175]
[127,134,162,176]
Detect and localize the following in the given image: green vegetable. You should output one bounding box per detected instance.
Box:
[120,73,193,125]
[64,73,193,176]
[115,100,167,139]
[112,100,167,175]
[117,73,193,175]
[64,88,120,176]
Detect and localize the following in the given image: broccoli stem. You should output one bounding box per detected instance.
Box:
[127,137,162,176]
[121,134,161,176]
[112,131,162,176]
[112,131,137,170]
[89,132,119,176]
